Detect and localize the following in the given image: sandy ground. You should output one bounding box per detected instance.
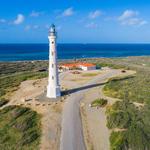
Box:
[81,86,110,150]
[80,69,135,150]
[7,78,63,150]
[3,69,103,150]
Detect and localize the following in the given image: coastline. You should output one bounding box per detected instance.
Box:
[0,55,150,63]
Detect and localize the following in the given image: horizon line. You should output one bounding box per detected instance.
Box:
[1,42,150,44]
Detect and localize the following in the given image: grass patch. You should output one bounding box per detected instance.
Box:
[110,131,127,150]
[103,71,150,103]
[0,105,41,150]
[0,61,48,76]
[91,98,107,107]
[95,63,126,69]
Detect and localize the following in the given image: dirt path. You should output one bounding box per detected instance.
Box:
[81,87,110,150]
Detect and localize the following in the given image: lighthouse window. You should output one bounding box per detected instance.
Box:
[52,64,54,68]
[52,51,54,56]
[52,76,54,80]
[52,41,54,44]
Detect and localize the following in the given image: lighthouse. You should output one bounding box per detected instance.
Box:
[47,24,61,98]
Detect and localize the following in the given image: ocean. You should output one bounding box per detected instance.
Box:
[0,43,150,61]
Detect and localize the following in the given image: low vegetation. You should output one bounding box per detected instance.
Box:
[91,98,107,107]
[0,57,150,149]
[107,99,150,150]
[0,105,41,150]
[0,71,48,99]
[103,57,150,150]
[95,63,127,69]
[103,71,150,103]
[0,61,48,76]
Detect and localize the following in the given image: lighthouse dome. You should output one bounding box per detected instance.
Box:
[50,24,56,33]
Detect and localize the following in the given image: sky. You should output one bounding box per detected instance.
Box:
[0,0,150,43]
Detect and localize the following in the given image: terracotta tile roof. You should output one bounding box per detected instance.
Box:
[60,63,95,68]
[61,64,77,67]
[78,63,95,67]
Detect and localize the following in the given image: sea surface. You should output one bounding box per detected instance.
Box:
[0,44,150,61]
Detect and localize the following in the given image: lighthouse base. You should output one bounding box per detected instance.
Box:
[46,85,61,98]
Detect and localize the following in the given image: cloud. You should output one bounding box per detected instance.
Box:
[0,19,6,23]
[121,18,148,26]
[14,14,25,25]
[30,11,43,17]
[118,10,147,26]
[85,22,98,28]
[89,10,102,19]
[62,7,74,17]
[118,10,138,21]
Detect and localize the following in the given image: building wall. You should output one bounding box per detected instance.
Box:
[79,66,96,71]
[60,65,96,71]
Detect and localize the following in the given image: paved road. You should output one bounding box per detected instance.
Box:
[60,69,121,150]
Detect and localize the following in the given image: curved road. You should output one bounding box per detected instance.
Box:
[60,69,122,150]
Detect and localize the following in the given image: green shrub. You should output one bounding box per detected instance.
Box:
[107,99,150,150]
[0,105,41,150]
[91,98,107,107]
[110,131,128,150]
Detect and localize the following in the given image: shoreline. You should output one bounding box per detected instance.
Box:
[0,55,150,63]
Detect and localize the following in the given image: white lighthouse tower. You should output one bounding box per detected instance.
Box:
[47,24,61,98]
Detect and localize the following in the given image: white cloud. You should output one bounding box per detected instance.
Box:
[118,10,147,26]
[122,18,148,26]
[14,14,25,25]
[118,10,138,21]
[62,7,74,17]
[85,22,98,28]
[0,19,6,23]
[89,10,102,19]
[139,20,148,26]
[30,11,43,17]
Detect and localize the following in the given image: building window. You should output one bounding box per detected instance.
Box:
[52,76,54,80]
